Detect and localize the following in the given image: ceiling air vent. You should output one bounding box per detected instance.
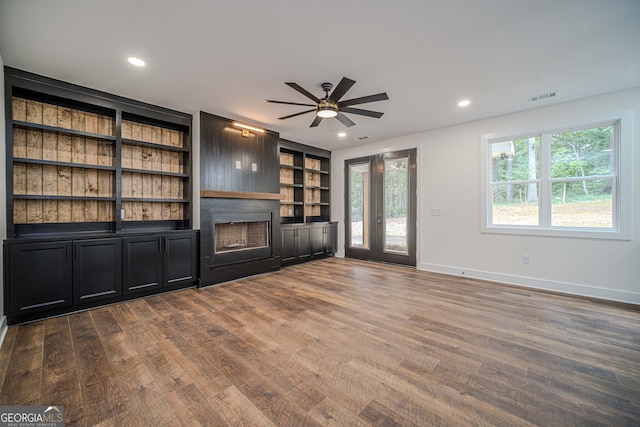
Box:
[529,91,558,102]
[357,136,370,140]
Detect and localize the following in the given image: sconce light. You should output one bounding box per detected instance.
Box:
[232,122,265,133]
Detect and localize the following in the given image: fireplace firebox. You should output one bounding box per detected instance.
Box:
[215,221,269,254]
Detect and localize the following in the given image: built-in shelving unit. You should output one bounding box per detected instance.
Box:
[279,140,331,224]
[10,94,117,233]
[279,139,335,265]
[120,115,190,227]
[279,148,304,223]
[4,67,197,325]
[4,68,192,236]
[303,154,330,222]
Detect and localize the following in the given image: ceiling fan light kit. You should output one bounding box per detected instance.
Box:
[316,100,338,118]
[266,77,389,128]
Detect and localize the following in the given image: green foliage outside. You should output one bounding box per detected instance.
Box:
[492,126,614,206]
[350,160,408,222]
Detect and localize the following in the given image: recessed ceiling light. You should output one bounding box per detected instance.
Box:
[338,132,347,137]
[457,99,471,107]
[128,57,146,67]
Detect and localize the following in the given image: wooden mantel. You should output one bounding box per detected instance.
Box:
[200,190,283,200]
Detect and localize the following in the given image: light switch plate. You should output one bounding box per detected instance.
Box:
[252,163,257,172]
[235,160,241,169]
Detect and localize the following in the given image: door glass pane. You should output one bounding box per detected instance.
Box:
[383,157,408,254]
[349,162,370,249]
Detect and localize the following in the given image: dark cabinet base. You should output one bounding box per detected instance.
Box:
[281,222,337,266]
[4,230,198,325]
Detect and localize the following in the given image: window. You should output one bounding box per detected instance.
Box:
[481,112,632,239]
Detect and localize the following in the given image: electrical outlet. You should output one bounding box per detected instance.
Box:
[523,255,531,265]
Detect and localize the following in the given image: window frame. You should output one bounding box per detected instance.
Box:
[480,111,632,240]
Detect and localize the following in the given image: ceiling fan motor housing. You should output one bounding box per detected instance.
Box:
[321,82,333,95]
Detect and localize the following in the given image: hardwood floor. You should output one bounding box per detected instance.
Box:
[1,258,639,426]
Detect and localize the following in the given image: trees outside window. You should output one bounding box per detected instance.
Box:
[482,114,630,240]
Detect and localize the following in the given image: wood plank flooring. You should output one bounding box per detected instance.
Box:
[1,258,639,426]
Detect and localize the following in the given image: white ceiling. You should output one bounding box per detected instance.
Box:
[1,0,639,150]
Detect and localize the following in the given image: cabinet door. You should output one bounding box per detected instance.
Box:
[311,224,326,256]
[296,226,312,260]
[73,238,122,304]
[123,236,163,294]
[326,222,338,254]
[164,233,197,287]
[281,227,297,263]
[8,241,72,316]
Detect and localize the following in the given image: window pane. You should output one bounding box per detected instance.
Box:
[551,179,613,228]
[551,126,615,179]
[492,183,539,225]
[491,137,540,183]
[349,162,370,249]
[384,157,408,254]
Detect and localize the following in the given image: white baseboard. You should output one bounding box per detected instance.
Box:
[418,262,640,305]
[0,316,7,350]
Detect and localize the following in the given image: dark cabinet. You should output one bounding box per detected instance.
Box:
[281,225,312,263]
[8,241,72,315]
[5,231,198,324]
[311,222,337,257]
[282,222,336,265]
[164,232,197,287]
[73,238,122,303]
[123,232,197,295]
[123,236,163,294]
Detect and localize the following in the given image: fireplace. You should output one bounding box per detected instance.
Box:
[215,219,269,254]
[200,196,281,286]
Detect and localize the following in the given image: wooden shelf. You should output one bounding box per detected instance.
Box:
[13,121,116,141]
[121,138,189,153]
[14,194,115,201]
[14,158,116,171]
[122,198,189,203]
[121,168,188,178]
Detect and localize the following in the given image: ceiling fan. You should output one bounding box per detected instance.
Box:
[265,77,389,128]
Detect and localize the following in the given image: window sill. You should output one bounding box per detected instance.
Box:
[481,225,631,241]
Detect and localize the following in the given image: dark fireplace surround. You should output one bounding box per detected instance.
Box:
[200,196,281,286]
[199,112,282,286]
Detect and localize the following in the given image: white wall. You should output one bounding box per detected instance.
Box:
[331,88,640,304]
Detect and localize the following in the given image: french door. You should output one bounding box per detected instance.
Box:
[345,149,416,266]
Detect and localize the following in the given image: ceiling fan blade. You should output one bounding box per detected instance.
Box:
[278,109,316,120]
[266,99,316,107]
[335,112,356,128]
[286,82,321,103]
[338,92,389,107]
[328,77,356,103]
[310,116,323,127]
[339,107,384,118]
